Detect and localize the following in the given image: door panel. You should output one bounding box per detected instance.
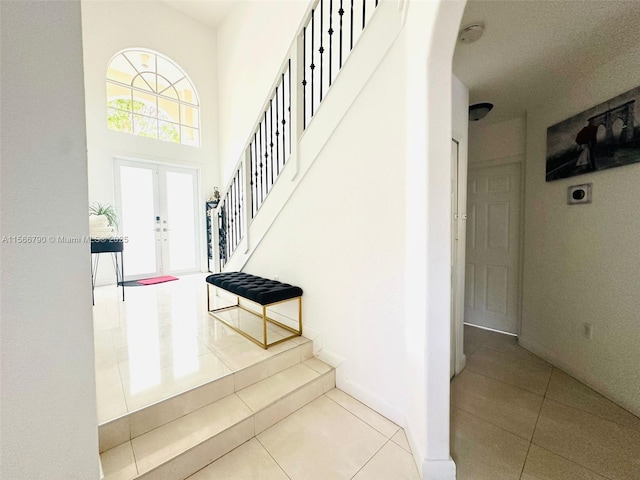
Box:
[116,163,161,279]
[164,169,198,273]
[115,159,200,281]
[465,163,520,333]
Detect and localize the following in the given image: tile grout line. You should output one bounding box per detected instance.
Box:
[517,365,555,479]
[544,394,640,433]
[460,363,548,398]
[528,443,618,480]
[323,391,401,440]
[480,343,551,368]
[544,370,640,432]
[472,344,552,371]
[348,438,392,480]
[255,435,293,480]
[450,403,535,444]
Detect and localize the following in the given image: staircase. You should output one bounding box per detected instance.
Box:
[100,338,335,479]
[98,1,406,477]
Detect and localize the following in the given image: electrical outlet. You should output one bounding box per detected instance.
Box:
[583,323,593,340]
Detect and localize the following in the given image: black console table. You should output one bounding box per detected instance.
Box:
[91,238,124,304]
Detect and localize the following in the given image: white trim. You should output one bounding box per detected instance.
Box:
[421,458,457,480]
[469,154,524,170]
[463,322,517,336]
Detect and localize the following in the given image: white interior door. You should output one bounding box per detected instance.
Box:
[465,162,521,334]
[115,159,200,280]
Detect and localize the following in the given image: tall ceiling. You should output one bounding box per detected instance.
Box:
[453,0,640,124]
[161,0,238,29]
[160,0,640,124]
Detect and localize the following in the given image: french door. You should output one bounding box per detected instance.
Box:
[114,159,201,281]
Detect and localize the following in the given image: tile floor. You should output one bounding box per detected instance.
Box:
[95,277,640,480]
[185,390,419,480]
[93,273,307,425]
[453,324,640,480]
[95,274,419,479]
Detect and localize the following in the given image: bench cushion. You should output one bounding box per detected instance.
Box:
[206,272,302,305]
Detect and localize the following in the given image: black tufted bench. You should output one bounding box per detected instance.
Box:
[206,272,303,349]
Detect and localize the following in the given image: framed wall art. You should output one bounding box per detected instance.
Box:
[546,85,640,181]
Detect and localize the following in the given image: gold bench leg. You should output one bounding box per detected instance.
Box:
[206,286,302,349]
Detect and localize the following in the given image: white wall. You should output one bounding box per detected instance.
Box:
[237,0,467,477]
[1,2,99,478]
[521,45,640,416]
[216,0,310,183]
[246,31,407,418]
[469,116,526,164]
[82,1,219,281]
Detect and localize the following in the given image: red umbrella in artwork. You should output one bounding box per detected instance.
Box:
[575,123,598,145]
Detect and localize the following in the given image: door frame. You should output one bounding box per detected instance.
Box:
[451,136,468,377]
[112,155,205,279]
[466,155,526,337]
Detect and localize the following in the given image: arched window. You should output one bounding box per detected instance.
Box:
[106,49,200,146]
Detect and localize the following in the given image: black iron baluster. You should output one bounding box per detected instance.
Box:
[269,100,274,186]
[238,169,244,243]
[376,0,378,7]
[302,27,307,130]
[311,8,315,118]
[232,174,237,249]
[275,83,280,175]
[231,176,238,252]
[253,133,259,215]
[339,0,344,68]
[329,0,333,87]
[263,111,268,195]
[282,71,287,160]
[263,111,269,194]
[350,0,354,50]
[362,0,366,30]
[226,191,232,257]
[287,59,291,156]
[249,139,255,218]
[259,122,264,206]
[319,0,324,101]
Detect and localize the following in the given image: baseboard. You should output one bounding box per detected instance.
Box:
[518,336,640,418]
[315,347,344,369]
[337,376,405,427]
[421,458,456,480]
[455,352,467,376]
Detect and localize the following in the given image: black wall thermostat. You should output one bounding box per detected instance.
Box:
[567,183,592,205]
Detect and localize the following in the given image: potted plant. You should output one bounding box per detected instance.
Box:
[208,187,221,207]
[89,202,118,238]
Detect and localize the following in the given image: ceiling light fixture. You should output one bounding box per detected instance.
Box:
[458,22,485,44]
[469,103,494,121]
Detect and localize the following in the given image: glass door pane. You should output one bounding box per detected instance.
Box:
[163,168,199,273]
[117,163,160,279]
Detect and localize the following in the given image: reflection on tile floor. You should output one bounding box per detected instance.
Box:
[96,274,420,479]
[96,278,639,480]
[453,324,640,480]
[93,273,306,424]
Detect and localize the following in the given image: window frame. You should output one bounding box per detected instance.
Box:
[105,48,200,147]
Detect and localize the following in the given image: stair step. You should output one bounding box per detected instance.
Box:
[99,338,313,453]
[100,358,335,480]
